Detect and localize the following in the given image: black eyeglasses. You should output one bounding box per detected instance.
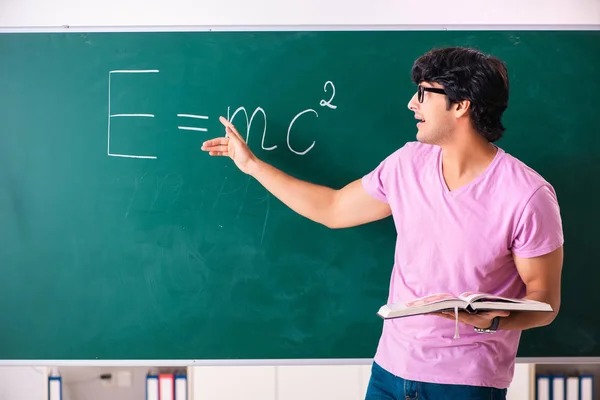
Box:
[418,85,447,103]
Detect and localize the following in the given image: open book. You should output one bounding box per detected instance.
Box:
[377,291,553,319]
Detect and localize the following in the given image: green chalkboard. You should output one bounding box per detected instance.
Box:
[0,30,599,361]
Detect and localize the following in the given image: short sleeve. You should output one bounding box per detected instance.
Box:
[361,149,401,203]
[512,185,564,258]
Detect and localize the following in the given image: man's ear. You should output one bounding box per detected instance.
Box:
[453,100,470,118]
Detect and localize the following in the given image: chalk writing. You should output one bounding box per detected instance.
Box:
[287,109,317,155]
[107,70,337,159]
[228,106,276,151]
[107,69,159,159]
[319,81,337,109]
[178,114,209,132]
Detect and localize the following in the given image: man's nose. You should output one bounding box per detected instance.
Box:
[407,92,418,111]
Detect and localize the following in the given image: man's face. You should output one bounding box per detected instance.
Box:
[407,82,455,145]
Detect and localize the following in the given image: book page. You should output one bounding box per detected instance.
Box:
[458,291,527,304]
[405,293,458,307]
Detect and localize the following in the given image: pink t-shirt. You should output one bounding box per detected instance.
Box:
[361,141,564,389]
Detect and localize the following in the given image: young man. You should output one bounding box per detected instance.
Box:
[201,47,564,400]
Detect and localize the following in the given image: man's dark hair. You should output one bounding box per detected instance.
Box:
[411,47,509,142]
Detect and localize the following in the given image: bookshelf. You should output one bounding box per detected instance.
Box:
[531,360,599,399]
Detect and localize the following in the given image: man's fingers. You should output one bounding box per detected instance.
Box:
[225,127,238,140]
[209,151,228,156]
[431,312,455,320]
[219,116,235,130]
[488,310,510,318]
[202,137,229,148]
[219,116,244,141]
[202,144,229,153]
[475,310,510,318]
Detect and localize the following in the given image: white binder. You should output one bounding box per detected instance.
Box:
[536,375,550,400]
[146,374,159,400]
[580,375,593,400]
[175,374,187,400]
[48,376,62,400]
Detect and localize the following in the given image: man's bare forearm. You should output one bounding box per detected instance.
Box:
[498,291,559,331]
[248,158,338,227]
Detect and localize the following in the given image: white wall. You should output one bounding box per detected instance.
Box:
[0,0,599,28]
[0,367,47,400]
[0,1,596,399]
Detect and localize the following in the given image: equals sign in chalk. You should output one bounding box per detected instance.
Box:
[177,114,209,132]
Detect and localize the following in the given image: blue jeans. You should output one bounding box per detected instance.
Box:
[365,362,507,400]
